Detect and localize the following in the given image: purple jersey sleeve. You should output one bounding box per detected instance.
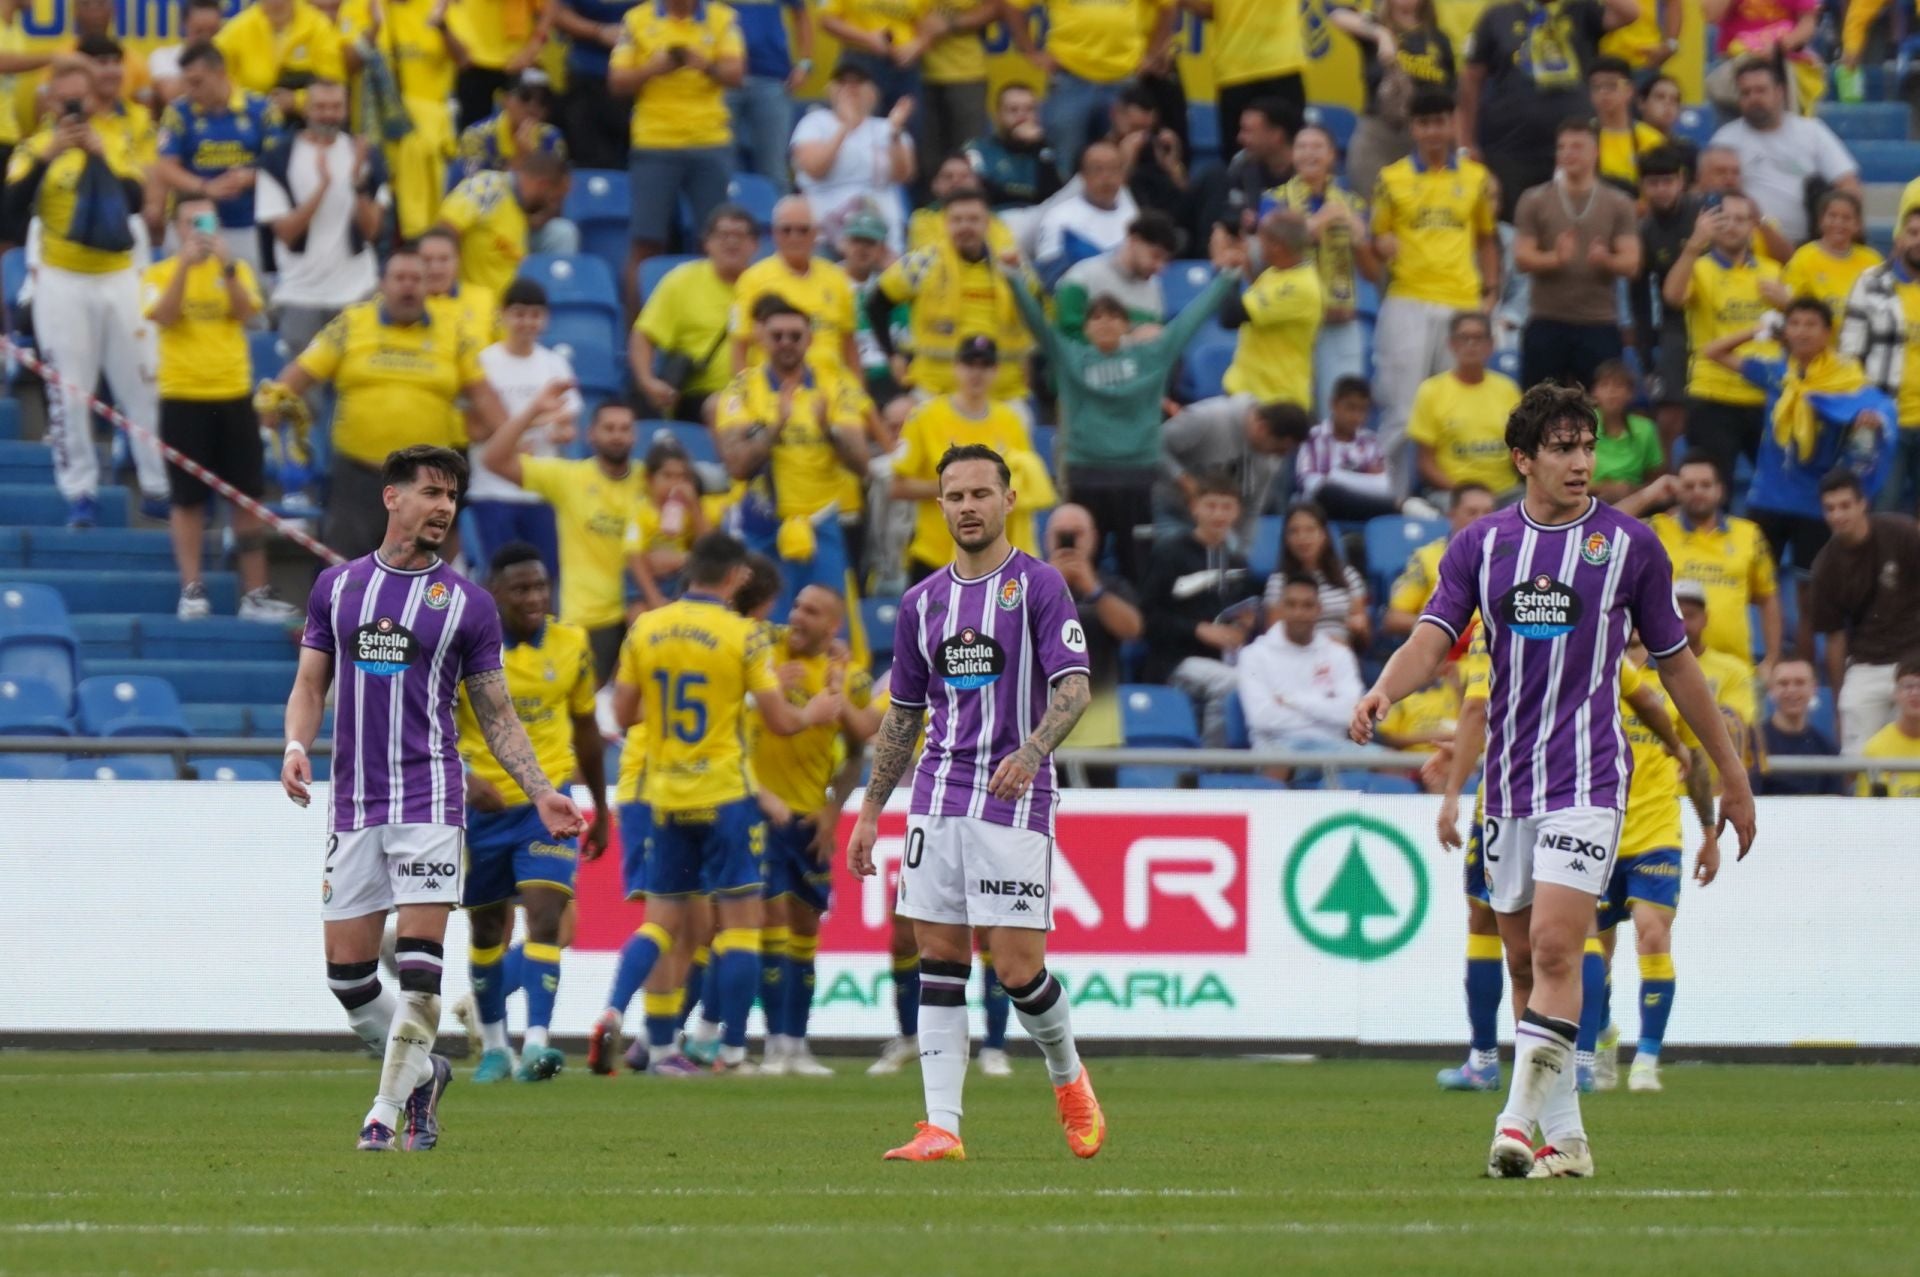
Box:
[1418,527,1481,641]
[889,591,931,708]
[1028,562,1092,684]
[1629,528,1688,658]
[300,565,339,653]
[459,587,506,676]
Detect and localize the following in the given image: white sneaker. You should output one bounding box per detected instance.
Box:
[450,993,480,1044]
[1628,1056,1662,1092]
[786,1043,836,1077]
[977,1047,1013,1077]
[239,586,299,623]
[1487,1126,1535,1179]
[1528,1139,1596,1178]
[1594,1024,1620,1092]
[760,1036,791,1075]
[867,1035,918,1076]
[177,582,211,620]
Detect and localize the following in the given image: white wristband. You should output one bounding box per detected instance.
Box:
[283,741,307,757]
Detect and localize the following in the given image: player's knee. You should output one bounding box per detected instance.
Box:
[394,937,445,995]
[1634,912,1673,953]
[522,892,569,945]
[326,959,382,1009]
[1529,941,1579,984]
[466,904,509,949]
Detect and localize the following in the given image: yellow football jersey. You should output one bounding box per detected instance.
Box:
[618,594,779,813]
[751,627,874,817]
[1407,370,1522,492]
[1389,536,1447,618]
[1858,721,1920,797]
[1650,513,1777,666]
[1695,645,1759,780]
[1685,252,1783,406]
[729,255,860,379]
[1618,659,1687,858]
[455,619,596,807]
[520,457,648,632]
[1782,241,1882,321]
[1371,154,1498,310]
[1378,681,1460,753]
[714,366,869,519]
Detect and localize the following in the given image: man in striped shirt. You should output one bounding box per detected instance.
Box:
[1295,375,1395,521]
[1355,384,1755,1181]
[282,445,584,1154]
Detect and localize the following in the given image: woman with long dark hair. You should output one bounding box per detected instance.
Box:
[1266,501,1370,648]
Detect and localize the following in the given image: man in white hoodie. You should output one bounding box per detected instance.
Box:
[1237,574,1363,751]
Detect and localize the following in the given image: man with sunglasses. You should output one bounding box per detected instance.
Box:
[729,194,861,381]
[457,69,568,182]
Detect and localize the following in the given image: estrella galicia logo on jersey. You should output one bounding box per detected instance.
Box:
[423,581,451,610]
[997,577,1023,610]
[938,627,1006,689]
[352,617,421,676]
[1580,532,1612,567]
[1501,575,1583,640]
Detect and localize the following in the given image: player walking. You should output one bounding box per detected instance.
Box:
[282,446,585,1152]
[848,444,1103,1162]
[1354,386,1756,1179]
[454,543,610,1084]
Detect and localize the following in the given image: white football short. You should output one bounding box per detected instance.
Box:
[895,812,1054,931]
[321,823,464,921]
[1480,806,1622,913]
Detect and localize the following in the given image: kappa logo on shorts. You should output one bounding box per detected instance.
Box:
[1011,900,1033,913]
[352,618,422,676]
[1563,858,1590,874]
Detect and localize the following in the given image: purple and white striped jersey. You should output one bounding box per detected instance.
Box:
[1421,499,1687,818]
[890,548,1090,835]
[301,555,503,833]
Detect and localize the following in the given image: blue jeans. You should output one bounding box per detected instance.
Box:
[1043,72,1127,177]
[629,146,732,247]
[728,76,793,186]
[1879,428,1920,513]
[1314,320,1367,416]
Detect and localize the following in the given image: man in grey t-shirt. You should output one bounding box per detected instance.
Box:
[1052,211,1178,340]
[1154,397,1310,538]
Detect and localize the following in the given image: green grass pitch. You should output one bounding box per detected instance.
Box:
[4,1052,1915,1275]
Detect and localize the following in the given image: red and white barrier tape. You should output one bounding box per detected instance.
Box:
[3,337,346,567]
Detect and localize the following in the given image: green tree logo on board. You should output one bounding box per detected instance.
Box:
[1283,813,1428,960]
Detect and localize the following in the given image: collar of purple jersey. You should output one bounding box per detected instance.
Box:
[1516,495,1597,533]
[948,545,1018,584]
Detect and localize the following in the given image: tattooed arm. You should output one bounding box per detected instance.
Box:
[987,672,1092,802]
[846,700,927,877]
[466,668,556,801]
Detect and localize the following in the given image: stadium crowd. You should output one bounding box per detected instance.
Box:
[8,0,1920,794]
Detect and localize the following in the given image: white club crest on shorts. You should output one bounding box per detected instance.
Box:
[1061,619,1088,653]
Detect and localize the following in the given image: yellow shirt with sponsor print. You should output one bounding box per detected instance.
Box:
[637,257,738,398]
[752,625,875,816]
[906,206,1018,257]
[1378,680,1460,753]
[6,119,145,274]
[1618,658,1687,857]
[922,0,992,83]
[438,171,529,300]
[1019,0,1166,84]
[519,456,648,631]
[1598,121,1664,192]
[454,618,596,807]
[1223,261,1322,405]
[1209,0,1304,86]
[1389,536,1447,617]
[214,0,347,96]
[1694,643,1758,779]
[341,0,457,104]
[1406,370,1522,492]
[140,257,264,401]
[877,240,1035,399]
[729,255,860,379]
[1371,154,1497,310]
[1782,241,1882,323]
[1858,721,1920,797]
[715,365,869,519]
[1650,512,1777,665]
[619,593,780,813]
[447,0,548,70]
[824,0,932,46]
[1685,251,1783,406]
[610,0,745,150]
[1598,2,1663,65]
[894,394,1036,568]
[296,300,484,466]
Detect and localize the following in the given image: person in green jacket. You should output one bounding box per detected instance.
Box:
[1005,239,1242,579]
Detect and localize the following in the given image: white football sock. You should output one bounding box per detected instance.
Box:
[345,983,398,1056]
[1539,1056,1586,1146]
[523,1025,549,1052]
[1008,970,1081,1088]
[1470,1048,1500,1071]
[481,1018,510,1055]
[1498,1010,1577,1137]
[366,990,438,1130]
[918,958,971,1136]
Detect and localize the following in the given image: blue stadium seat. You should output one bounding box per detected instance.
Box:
[0,483,128,528]
[637,254,699,307]
[1247,515,1283,580]
[0,581,79,705]
[0,398,21,439]
[580,221,632,282]
[0,752,67,778]
[1188,102,1220,161]
[0,674,73,734]
[0,569,235,614]
[0,527,23,567]
[76,674,191,737]
[1158,259,1217,316]
[190,756,278,781]
[1490,349,1521,382]
[1303,102,1357,154]
[1197,771,1287,790]
[1223,689,1250,748]
[1176,334,1237,402]
[518,253,622,327]
[2,245,26,315]
[249,329,291,380]
[1674,106,1717,150]
[1816,101,1909,141]
[0,438,51,483]
[726,173,782,229]
[182,703,250,736]
[72,614,137,660]
[1117,765,1188,789]
[1363,515,1448,595]
[563,168,630,227]
[863,595,900,660]
[1119,683,1201,748]
[546,313,624,398]
[59,754,178,780]
[86,660,291,707]
[1847,141,1920,184]
[139,617,298,661]
[1030,423,1055,474]
[23,527,179,571]
[644,420,719,465]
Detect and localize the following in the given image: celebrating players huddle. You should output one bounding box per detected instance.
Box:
[284,391,1756,1176]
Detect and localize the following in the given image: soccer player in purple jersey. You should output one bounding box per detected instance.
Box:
[847,444,1106,1163]
[282,445,585,1153]
[1354,385,1757,1180]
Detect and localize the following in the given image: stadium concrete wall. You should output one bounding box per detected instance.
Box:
[4,784,1916,1047]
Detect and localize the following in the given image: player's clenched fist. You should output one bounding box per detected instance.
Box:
[1350,690,1392,745]
[846,812,880,877]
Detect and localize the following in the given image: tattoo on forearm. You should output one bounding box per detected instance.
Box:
[468,670,554,800]
[1021,673,1091,762]
[863,703,923,809]
[1686,759,1715,829]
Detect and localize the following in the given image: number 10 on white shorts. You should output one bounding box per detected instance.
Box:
[894,813,1055,931]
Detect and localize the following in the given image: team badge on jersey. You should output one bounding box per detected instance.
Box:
[352,617,420,676]
[998,577,1023,610]
[424,581,452,610]
[938,626,1006,689]
[1580,532,1612,567]
[1502,575,1582,640]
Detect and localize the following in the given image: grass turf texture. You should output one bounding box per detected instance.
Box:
[3,1053,1914,1276]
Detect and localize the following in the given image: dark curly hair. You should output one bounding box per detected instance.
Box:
[1504,383,1597,459]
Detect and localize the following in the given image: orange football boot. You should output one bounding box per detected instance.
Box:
[1054,1065,1107,1159]
[882,1121,966,1162]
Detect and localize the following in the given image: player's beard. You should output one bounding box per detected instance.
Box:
[953,520,999,554]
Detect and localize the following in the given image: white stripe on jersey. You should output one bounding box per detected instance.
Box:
[928,578,963,814]
[1012,569,1036,832]
[1529,532,1583,811]
[350,566,386,830]
[426,584,466,825]
[1591,526,1633,809]
[966,566,1005,821]
[1498,528,1538,818]
[388,575,428,826]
